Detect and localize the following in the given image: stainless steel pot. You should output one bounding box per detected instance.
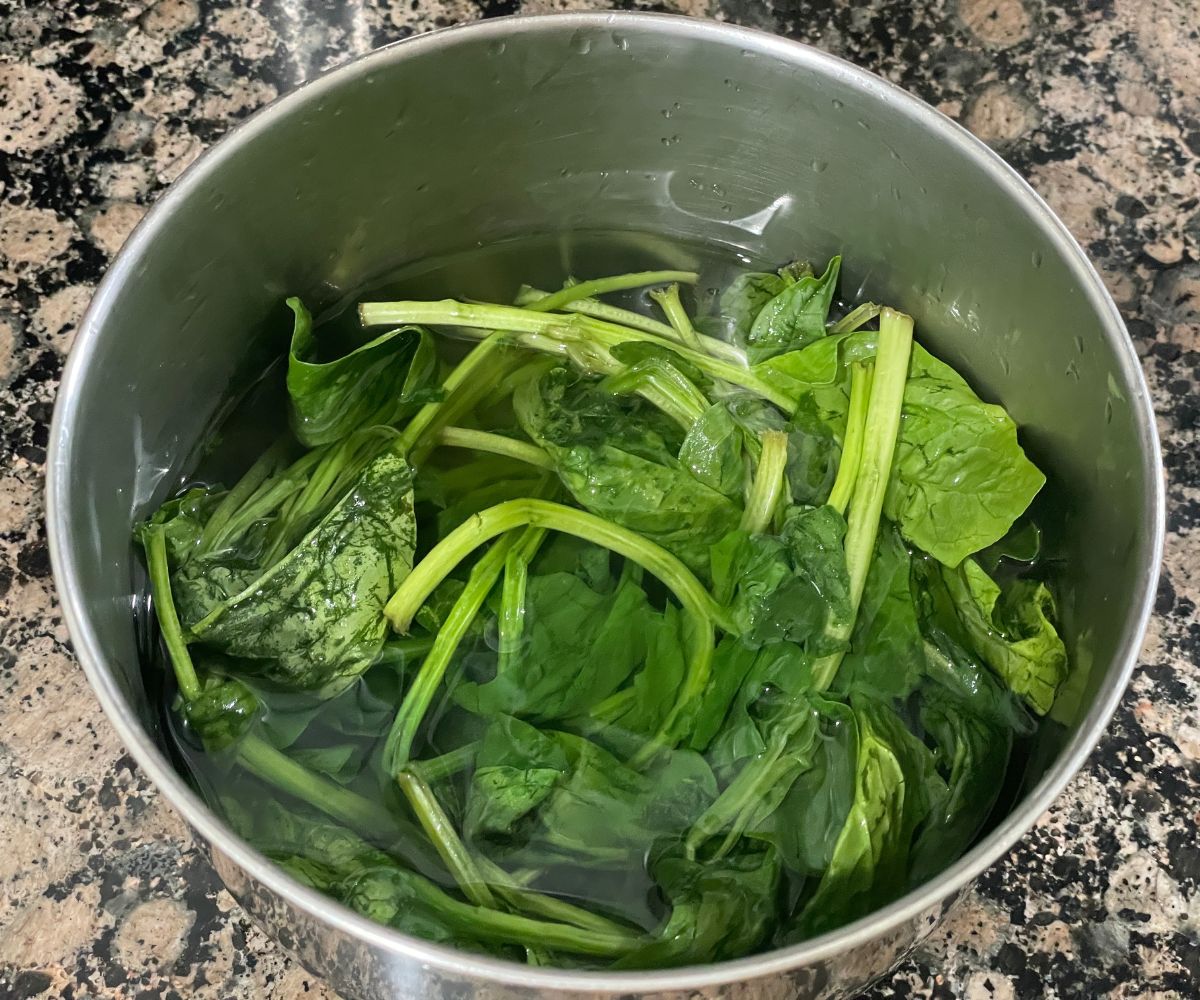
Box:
[46,12,1164,1000]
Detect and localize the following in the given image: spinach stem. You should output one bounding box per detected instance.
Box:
[648,284,703,352]
[831,301,882,333]
[476,856,637,937]
[600,358,709,429]
[498,527,547,679]
[397,333,524,465]
[198,437,291,553]
[385,498,730,633]
[687,743,806,859]
[518,286,679,338]
[811,307,914,691]
[739,430,789,534]
[409,878,640,957]
[358,300,795,413]
[524,270,697,313]
[517,285,746,364]
[436,426,555,470]
[376,634,436,666]
[238,732,400,842]
[142,526,201,702]
[396,768,497,909]
[384,531,522,771]
[410,742,477,782]
[827,361,874,515]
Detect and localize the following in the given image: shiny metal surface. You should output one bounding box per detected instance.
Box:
[46,12,1164,1000]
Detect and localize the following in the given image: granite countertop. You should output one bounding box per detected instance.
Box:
[0,0,1197,997]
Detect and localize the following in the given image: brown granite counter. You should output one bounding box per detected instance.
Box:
[1,1,1197,997]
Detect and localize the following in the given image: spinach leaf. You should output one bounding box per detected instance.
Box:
[709,505,851,650]
[678,403,747,500]
[516,367,741,573]
[791,698,945,938]
[615,843,781,968]
[760,698,857,876]
[938,559,1068,714]
[596,604,689,743]
[785,394,841,506]
[465,715,567,841]
[699,262,810,345]
[515,365,682,462]
[286,297,441,447]
[703,643,814,773]
[832,523,926,702]
[908,685,1010,884]
[883,347,1046,567]
[454,566,653,722]
[755,334,1045,566]
[485,731,716,869]
[744,256,841,364]
[687,636,759,753]
[190,450,416,693]
[181,672,259,751]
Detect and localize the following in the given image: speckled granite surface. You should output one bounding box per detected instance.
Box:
[0,0,1196,997]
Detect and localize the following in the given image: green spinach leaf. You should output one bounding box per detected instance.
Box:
[286,297,441,447]
[191,450,416,692]
[938,559,1068,714]
[744,256,841,364]
[455,566,653,722]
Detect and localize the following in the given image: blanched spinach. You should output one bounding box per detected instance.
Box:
[137,255,1066,971]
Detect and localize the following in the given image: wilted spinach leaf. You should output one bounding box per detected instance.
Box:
[286,297,441,447]
[516,367,741,573]
[191,450,416,692]
[615,843,781,968]
[455,565,653,721]
[938,559,1068,714]
[744,256,841,364]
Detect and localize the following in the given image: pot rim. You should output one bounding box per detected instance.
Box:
[46,11,1165,993]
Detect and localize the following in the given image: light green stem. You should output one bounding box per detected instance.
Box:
[524,270,697,313]
[686,745,801,859]
[498,528,548,678]
[601,359,709,430]
[410,878,640,957]
[477,857,635,938]
[517,285,745,364]
[831,301,882,333]
[396,769,496,909]
[410,742,477,783]
[385,498,730,633]
[142,526,201,702]
[649,283,703,352]
[238,733,399,841]
[199,438,291,553]
[739,430,789,534]
[436,426,555,470]
[827,362,873,515]
[358,300,794,413]
[396,332,523,464]
[811,307,914,691]
[384,531,520,770]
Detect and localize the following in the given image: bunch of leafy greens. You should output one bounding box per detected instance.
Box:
[136,258,1067,970]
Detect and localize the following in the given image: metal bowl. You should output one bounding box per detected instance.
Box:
[46,12,1164,1000]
